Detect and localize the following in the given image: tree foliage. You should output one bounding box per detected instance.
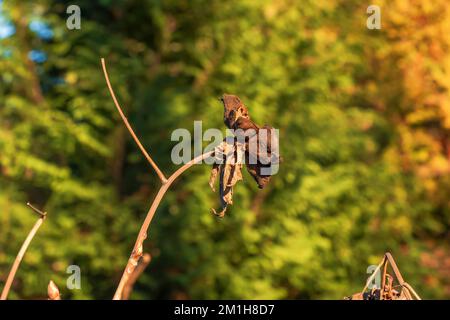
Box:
[0,0,448,299]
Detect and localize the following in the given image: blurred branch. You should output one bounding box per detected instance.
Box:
[0,203,47,300]
[122,253,152,300]
[101,58,168,184]
[26,202,47,218]
[101,57,213,300]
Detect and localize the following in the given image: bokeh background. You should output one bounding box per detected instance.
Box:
[0,0,449,299]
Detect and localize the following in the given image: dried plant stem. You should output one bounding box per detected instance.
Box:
[101,58,168,184]
[112,150,213,299]
[1,203,46,300]
[101,57,214,300]
[362,252,421,300]
[122,253,152,300]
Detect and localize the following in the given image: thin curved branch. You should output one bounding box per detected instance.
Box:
[101,58,168,184]
[101,58,214,300]
[102,57,214,300]
[112,150,213,299]
[122,253,152,300]
[1,203,47,300]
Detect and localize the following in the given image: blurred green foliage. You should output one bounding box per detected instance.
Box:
[0,0,448,299]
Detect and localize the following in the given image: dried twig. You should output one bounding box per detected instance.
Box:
[101,58,214,300]
[101,58,168,184]
[359,252,421,300]
[122,253,152,300]
[47,280,61,300]
[1,202,47,300]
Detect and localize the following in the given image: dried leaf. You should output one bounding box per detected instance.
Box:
[209,164,219,192]
[210,140,245,217]
[219,94,281,189]
[244,125,281,189]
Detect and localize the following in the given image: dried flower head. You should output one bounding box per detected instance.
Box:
[210,94,281,217]
[215,94,281,192]
[209,140,245,217]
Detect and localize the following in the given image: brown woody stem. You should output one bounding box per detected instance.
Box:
[122,253,152,300]
[101,58,168,184]
[112,150,213,299]
[101,57,214,300]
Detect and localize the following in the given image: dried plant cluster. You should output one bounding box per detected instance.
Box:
[209,94,281,217]
[345,253,421,300]
[101,62,281,299]
[0,60,280,300]
[219,94,281,189]
[102,58,220,300]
